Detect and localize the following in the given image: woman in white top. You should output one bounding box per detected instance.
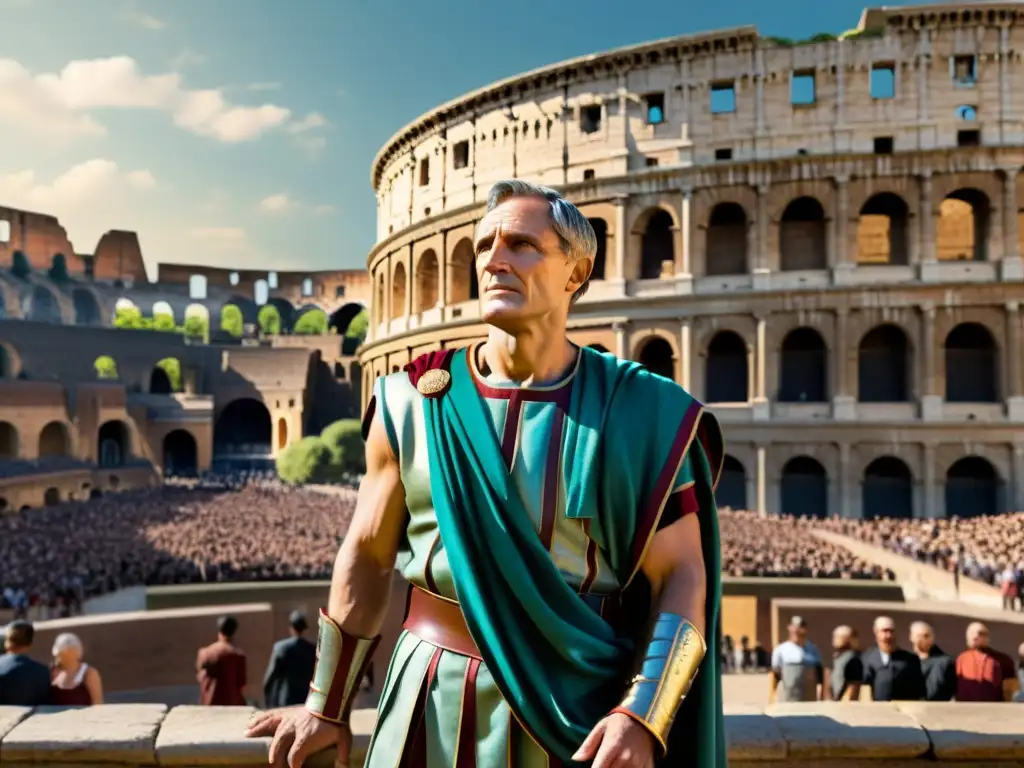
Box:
[50,632,104,706]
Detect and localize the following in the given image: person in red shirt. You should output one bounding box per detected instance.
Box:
[196,615,248,706]
[955,621,1018,702]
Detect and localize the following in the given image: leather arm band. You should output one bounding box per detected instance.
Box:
[610,613,706,755]
[305,608,380,724]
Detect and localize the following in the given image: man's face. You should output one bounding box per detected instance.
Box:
[875,621,895,648]
[968,625,989,649]
[473,196,589,331]
[910,626,933,652]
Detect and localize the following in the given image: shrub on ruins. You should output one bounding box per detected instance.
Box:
[320,419,365,474]
[294,308,329,335]
[258,305,282,335]
[276,436,336,484]
[48,254,69,282]
[10,251,30,279]
[183,314,209,342]
[153,313,176,332]
[220,305,244,338]
[114,305,149,329]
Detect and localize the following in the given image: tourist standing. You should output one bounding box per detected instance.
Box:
[262,611,316,708]
[769,616,823,702]
[955,622,1018,702]
[0,621,50,706]
[861,616,925,701]
[50,632,104,706]
[909,621,954,701]
[827,625,862,702]
[197,615,248,706]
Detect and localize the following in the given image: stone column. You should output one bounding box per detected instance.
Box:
[679,320,692,390]
[838,442,853,518]
[438,230,449,308]
[406,243,415,316]
[756,445,768,516]
[832,175,854,284]
[614,196,628,281]
[678,187,693,293]
[1007,302,1024,421]
[753,315,770,420]
[918,172,938,280]
[613,321,629,360]
[753,183,770,288]
[1014,443,1024,511]
[1001,167,1023,280]
[920,305,942,420]
[833,308,856,420]
[923,444,939,519]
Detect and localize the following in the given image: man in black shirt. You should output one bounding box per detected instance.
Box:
[861,615,925,701]
[0,621,51,707]
[827,625,863,701]
[910,621,954,701]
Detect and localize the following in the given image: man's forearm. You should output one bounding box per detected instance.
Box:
[326,539,395,638]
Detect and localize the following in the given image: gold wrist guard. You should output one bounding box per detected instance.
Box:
[612,613,706,754]
[305,608,380,724]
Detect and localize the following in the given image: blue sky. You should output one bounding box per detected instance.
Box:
[1,0,883,276]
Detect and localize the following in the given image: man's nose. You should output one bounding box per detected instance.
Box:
[480,241,511,273]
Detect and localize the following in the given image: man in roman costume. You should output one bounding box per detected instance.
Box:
[247,180,726,768]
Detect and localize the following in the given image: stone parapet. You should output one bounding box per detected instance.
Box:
[0,703,1021,767]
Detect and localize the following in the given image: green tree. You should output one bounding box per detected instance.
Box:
[152,312,176,332]
[155,357,182,391]
[11,251,30,279]
[48,254,69,282]
[183,314,209,342]
[220,305,244,337]
[276,436,334,484]
[114,305,147,329]
[294,308,329,335]
[345,308,369,342]
[258,304,282,335]
[320,419,365,474]
[94,355,118,379]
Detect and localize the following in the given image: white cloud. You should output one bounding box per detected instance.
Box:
[189,226,246,250]
[247,81,281,92]
[258,193,293,214]
[121,2,165,30]
[169,49,206,70]
[312,204,335,217]
[288,112,328,133]
[0,159,156,210]
[0,55,293,143]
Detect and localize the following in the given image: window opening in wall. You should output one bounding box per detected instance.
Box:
[710,82,736,114]
[268,271,278,289]
[956,104,977,121]
[870,64,895,99]
[580,105,601,134]
[419,158,429,186]
[796,148,808,156]
[83,256,95,280]
[952,55,977,86]
[645,157,659,167]
[0,220,9,244]
[452,140,469,169]
[229,271,240,286]
[424,207,431,217]
[583,169,595,180]
[874,136,894,154]
[335,286,345,298]
[791,71,815,105]
[715,148,733,161]
[189,274,208,300]
[645,93,665,124]
[957,129,980,147]
[301,277,313,297]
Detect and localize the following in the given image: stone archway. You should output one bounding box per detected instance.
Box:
[705,331,748,403]
[716,455,747,510]
[97,420,129,467]
[944,323,998,403]
[937,188,990,262]
[779,197,827,271]
[857,193,910,265]
[38,421,69,457]
[449,238,476,302]
[414,251,440,312]
[862,457,913,520]
[588,218,608,280]
[639,210,674,279]
[637,336,675,381]
[0,421,18,459]
[214,398,272,459]
[858,325,911,402]
[390,263,407,319]
[778,327,827,402]
[72,288,101,326]
[277,417,289,451]
[163,429,198,476]
[780,456,828,518]
[945,456,1000,518]
[705,203,748,276]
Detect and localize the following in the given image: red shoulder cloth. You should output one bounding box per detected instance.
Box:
[362,349,457,440]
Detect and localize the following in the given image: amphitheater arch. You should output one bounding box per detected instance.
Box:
[0,343,19,379]
[780,456,829,518]
[253,279,270,307]
[152,301,175,322]
[705,202,748,276]
[38,421,70,457]
[778,327,827,403]
[705,331,748,403]
[944,322,998,402]
[163,429,198,476]
[267,297,296,331]
[391,262,407,319]
[23,284,62,323]
[374,272,386,323]
[0,422,18,459]
[97,420,130,467]
[779,197,827,271]
[277,417,289,451]
[223,296,259,325]
[72,288,101,326]
[414,250,440,312]
[945,456,1000,518]
[43,487,60,506]
[636,335,675,381]
[858,324,911,402]
[189,274,208,301]
[214,398,272,459]
[636,207,675,280]
[857,193,910,265]
[448,238,476,303]
[150,358,181,394]
[862,456,913,520]
[716,454,747,510]
[588,218,608,280]
[330,303,365,336]
[937,188,989,262]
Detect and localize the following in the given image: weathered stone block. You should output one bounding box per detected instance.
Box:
[897,702,1024,762]
[723,704,787,761]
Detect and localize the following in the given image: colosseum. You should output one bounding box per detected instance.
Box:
[358,2,1024,521]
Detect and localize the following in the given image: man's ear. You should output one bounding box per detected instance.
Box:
[565,256,593,296]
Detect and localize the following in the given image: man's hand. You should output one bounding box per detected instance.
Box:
[246,707,350,768]
[571,712,657,768]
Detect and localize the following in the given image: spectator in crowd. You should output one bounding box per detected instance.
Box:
[1015,642,1024,703]
[735,636,751,672]
[0,621,50,706]
[999,565,1018,611]
[769,616,823,702]
[909,621,954,701]
[826,625,862,702]
[861,616,925,701]
[262,610,316,708]
[197,615,248,706]
[955,621,1019,702]
[50,632,104,706]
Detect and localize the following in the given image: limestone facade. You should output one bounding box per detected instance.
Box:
[359,3,1024,520]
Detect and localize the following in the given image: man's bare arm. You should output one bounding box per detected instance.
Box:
[326,411,408,637]
[640,513,706,633]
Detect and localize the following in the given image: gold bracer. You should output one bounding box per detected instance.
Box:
[305,608,380,724]
[611,612,706,754]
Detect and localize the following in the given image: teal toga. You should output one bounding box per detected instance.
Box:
[362,343,725,768]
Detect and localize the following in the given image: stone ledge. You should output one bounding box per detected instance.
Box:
[0,703,1020,765]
